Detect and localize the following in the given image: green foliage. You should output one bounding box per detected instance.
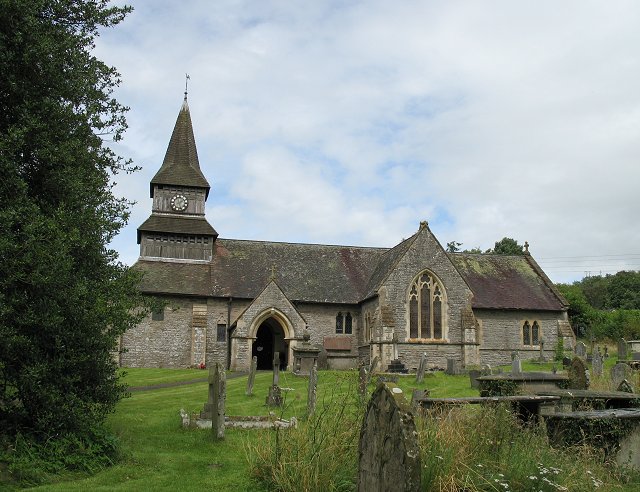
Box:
[578,271,640,310]
[478,379,519,397]
[446,240,462,253]
[0,0,142,448]
[489,236,525,255]
[554,336,565,362]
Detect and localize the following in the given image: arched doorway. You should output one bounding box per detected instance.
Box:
[252,317,288,370]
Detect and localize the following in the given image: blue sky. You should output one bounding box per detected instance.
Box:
[96,1,640,283]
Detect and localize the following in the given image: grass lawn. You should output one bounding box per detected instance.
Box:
[14,359,639,491]
[27,368,471,491]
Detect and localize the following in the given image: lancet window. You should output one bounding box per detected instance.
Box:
[522,320,540,346]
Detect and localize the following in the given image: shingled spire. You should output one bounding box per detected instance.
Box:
[149,94,210,198]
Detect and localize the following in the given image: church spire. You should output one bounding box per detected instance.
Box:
[149,91,210,198]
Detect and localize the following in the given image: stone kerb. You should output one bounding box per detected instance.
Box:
[358,383,421,492]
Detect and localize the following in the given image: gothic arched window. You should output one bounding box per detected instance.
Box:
[336,312,343,334]
[408,271,446,340]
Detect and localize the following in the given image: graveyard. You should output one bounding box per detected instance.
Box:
[4,347,640,491]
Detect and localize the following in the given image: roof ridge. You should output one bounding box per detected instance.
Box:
[217,237,391,250]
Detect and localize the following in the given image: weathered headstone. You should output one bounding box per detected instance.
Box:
[415,353,427,384]
[469,369,482,389]
[592,350,604,378]
[211,363,225,440]
[445,358,461,375]
[246,355,257,396]
[481,364,492,375]
[511,352,522,374]
[266,351,283,407]
[359,365,368,396]
[568,356,590,390]
[618,338,628,361]
[358,383,421,491]
[307,360,318,416]
[611,363,632,389]
[617,379,634,394]
[538,338,546,362]
[575,341,587,358]
[369,355,380,375]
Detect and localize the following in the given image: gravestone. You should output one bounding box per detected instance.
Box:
[568,356,590,390]
[266,351,283,407]
[358,383,421,491]
[575,341,587,358]
[611,363,632,389]
[617,379,634,394]
[445,358,461,375]
[369,356,380,375]
[246,356,257,396]
[481,364,492,375]
[592,350,604,378]
[307,360,318,416]
[359,365,368,396]
[511,352,522,375]
[469,369,482,389]
[210,363,225,440]
[415,353,427,384]
[618,338,628,361]
[538,338,545,362]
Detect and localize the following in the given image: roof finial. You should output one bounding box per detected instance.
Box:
[184,73,190,100]
[524,241,530,255]
[270,264,277,281]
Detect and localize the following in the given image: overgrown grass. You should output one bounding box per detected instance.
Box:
[2,367,639,491]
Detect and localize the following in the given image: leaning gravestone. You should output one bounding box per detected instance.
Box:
[592,350,604,378]
[611,363,632,389]
[246,355,257,396]
[568,356,590,390]
[618,338,628,361]
[358,383,421,492]
[575,341,587,358]
[415,353,427,384]
[369,355,380,375]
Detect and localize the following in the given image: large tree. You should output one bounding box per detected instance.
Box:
[0,0,141,439]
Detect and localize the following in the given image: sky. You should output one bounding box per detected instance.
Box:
[95,1,640,284]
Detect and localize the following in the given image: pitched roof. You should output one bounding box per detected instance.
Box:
[449,253,567,311]
[137,214,218,243]
[209,239,387,303]
[150,98,210,197]
[134,235,567,312]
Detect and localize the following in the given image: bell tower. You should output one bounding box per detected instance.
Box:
[137,94,217,261]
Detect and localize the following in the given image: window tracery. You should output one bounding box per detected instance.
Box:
[408,271,445,340]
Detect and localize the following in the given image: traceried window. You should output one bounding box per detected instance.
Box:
[408,271,445,340]
[522,320,540,346]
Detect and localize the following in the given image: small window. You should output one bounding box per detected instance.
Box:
[217,323,226,342]
[152,307,164,321]
[345,312,352,334]
[336,312,343,334]
[522,320,540,346]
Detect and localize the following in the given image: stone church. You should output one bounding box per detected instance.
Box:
[120,97,574,372]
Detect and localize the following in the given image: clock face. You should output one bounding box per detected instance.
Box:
[170,194,188,211]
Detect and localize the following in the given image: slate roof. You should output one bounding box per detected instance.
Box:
[150,98,210,197]
[449,253,568,311]
[134,237,567,311]
[136,260,211,297]
[137,214,218,243]
[209,239,387,303]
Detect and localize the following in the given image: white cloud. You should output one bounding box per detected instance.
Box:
[101,0,640,283]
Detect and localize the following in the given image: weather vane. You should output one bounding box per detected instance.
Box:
[184,73,190,98]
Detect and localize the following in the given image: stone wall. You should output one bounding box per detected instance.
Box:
[377,226,476,369]
[475,308,564,366]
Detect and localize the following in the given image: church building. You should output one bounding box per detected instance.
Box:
[120,97,574,372]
